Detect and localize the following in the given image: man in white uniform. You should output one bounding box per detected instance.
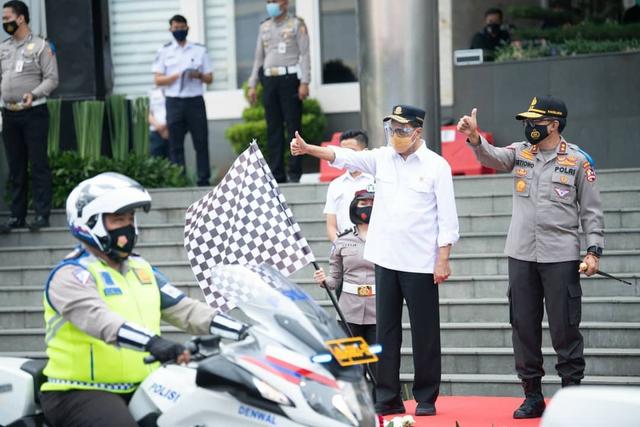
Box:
[291,105,460,417]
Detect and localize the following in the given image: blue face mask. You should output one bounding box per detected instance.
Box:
[266,3,282,18]
[172,29,188,42]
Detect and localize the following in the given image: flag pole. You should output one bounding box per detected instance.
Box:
[252,143,377,385]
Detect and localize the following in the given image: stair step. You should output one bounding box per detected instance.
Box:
[3,187,639,227]
[3,347,637,378]
[1,250,638,285]
[399,373,640,397]
[4,297,639,328]
[3,229,639,265]
[2,322,637,352]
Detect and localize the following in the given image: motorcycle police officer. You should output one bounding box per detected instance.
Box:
[39,173,246,427]
[247,0,310,183]
[458,96,604,419]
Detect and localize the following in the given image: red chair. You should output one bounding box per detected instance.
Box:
[441,125,496,176]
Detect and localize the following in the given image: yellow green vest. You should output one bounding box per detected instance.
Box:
[42,250,161,393]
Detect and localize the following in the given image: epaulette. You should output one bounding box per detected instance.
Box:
[260,17,270,24]
[193,42,205,47]
[576,146,595,168]
[64,246,85,260]
[163,41,172,47]
[337,227,355,238]
[0,37,10,44]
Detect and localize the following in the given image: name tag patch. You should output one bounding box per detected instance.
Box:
[104,287,123,296]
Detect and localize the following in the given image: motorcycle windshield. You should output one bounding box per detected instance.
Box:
[206,264,344,350]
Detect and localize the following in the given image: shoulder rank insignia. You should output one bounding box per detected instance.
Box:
[133,268,154,285]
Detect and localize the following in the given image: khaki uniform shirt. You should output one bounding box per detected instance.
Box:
[470,136,604,263]
[0,33,58,103]
[248,14,310,88]
[325,228,376,325]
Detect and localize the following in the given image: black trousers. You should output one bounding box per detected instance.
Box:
[374,265,441,406]
[165,96,210,186]
[2,104,51,219]
[149,130,169,159]
[339,321,377,377]
[262,74,302,182]
[508,257,585,382]
[40,390,137,427]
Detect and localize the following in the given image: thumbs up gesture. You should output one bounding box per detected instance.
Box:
[457,108,480,145]
[290,131,308,156]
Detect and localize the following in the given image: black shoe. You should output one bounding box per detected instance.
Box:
[375,401,406,416]
[0,217,26,233]
[513,378,545,419]
[415,402,436,416]
[513,396,545,419]
[561,378,581,388]
[28,215,50,231]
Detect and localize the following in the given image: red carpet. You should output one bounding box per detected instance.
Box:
[383,397,544,427]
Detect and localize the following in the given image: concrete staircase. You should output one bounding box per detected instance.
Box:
[1,169,639,397]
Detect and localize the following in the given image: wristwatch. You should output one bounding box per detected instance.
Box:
[586,245,603,258]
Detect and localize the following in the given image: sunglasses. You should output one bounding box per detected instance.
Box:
[384,123,415,138]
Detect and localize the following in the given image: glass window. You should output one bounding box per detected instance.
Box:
[320,0,358,84]
[109,0,181,96]
[204,0,296,90]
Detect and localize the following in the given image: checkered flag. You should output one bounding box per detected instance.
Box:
[184,141,315,310]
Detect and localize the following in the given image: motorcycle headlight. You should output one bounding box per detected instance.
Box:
[252,377,293,406]
[300,378,377,426]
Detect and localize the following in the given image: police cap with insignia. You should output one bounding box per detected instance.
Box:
[516,96,568,120]
[383,104,426,126]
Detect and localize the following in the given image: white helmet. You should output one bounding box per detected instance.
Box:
[66,172,151,253]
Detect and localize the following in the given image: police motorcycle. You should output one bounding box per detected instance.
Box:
[0,264,380,426]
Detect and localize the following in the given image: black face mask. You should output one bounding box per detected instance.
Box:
[3,20,18,35]
[172,29,188,42]
[485,23,501,36]
[354,206,372,224]
[106,224,137,261]
[524,122,550,145]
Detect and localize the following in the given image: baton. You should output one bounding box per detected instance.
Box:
[313,261,378,386]
[579,263,633,286]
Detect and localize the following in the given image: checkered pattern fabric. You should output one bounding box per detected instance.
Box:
[184,141,315,310]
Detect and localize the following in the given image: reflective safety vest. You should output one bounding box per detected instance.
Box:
[42,250,161,393]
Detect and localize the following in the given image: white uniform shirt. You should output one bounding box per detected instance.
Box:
[330,141,460,274]
[323,171,375,235]
[152,41,212,97]
[148,87,166,132]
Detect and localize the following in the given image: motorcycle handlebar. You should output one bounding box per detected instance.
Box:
[143,337,213,365]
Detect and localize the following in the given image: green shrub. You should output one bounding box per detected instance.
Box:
[73,100,104,160]
[225,82,327,157]
[495,38,640,61]
[48,151,190,208]
[47,98,62,156]
[512,22,640,43]
[131,96,150,157]
[106,94,130,161]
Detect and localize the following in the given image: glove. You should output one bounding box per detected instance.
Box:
[144,336,186,363]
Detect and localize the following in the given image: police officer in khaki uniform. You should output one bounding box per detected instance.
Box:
[247,0,310,183]
[0,0,58,232]
[314,189,377,346]
[458,96,604,419]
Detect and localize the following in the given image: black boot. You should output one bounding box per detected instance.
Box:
[513,378,546,419]
[561,378,581,388]
[0,217,27,233]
